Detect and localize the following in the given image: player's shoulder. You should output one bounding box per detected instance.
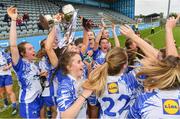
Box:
[136,91,158,106]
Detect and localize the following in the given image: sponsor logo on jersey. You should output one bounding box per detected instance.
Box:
[162,99,180,115]
[107,82,119,94]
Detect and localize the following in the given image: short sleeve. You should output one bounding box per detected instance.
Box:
[13,58,24,72]
[56,82,75,111]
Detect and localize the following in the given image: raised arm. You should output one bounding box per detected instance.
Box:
[165,15,180,57]
[120,25,159,59]
[8,7,19,65]
[93,27,104,51]
[45,27,58,67]
[112,23,120,47]
[81,29,89,54]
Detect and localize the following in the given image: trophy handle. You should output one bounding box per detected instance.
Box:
[39,14,50,30]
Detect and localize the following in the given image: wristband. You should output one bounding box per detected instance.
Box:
[80,94,87,100]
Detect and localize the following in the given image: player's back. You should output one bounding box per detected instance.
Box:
[98,73,138,119]
[128,89,180,119]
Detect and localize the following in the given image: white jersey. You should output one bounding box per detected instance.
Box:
[0,51,11,75]
[98,72,141,119]
[128,89,180,119]
[13,58,42,103]
[39,56,58,97]
[56,73,87,119]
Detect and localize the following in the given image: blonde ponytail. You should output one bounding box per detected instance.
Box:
[137,55,180,90]
[83,62,108,97]
[83,47,128,97]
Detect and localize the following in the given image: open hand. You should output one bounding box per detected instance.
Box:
[120,25,135,38]
[166,15,180,30]
[7,6,18,21]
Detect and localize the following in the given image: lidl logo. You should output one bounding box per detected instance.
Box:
[162,99,180,115]
[107,82,119,94]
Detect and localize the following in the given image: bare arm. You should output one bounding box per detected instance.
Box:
[3,63,12,71]
[112,23,120,47]
[165,15,180,57]
[45,27,58,67]
[120,25,159,59]
[8,7,19,65]
[93,27,104,51]
[81,29,89,54]
[60,89,92,118]
[93,18,106,51]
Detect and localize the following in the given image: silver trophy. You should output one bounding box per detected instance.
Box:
[39,4,78,48]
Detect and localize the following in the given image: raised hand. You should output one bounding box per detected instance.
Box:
[120,24,135,38]
[120,24,159,59]
[112,23,120,47]
[165,16,179,30]
[48,26,56,39]
[101,18,106,27]
[165,13,179,57]
[7,6,18,21]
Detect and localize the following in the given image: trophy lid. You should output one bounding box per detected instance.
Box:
[62,4,75,15]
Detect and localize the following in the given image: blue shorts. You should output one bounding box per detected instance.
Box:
[19,96,43,118]
[42,96,57,107]
[0,75,13,87]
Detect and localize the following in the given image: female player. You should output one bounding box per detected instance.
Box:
[0,49,17,115]
[120,16,180,119]
[55,51,92,118]
[37,39,58,118]
[83,47,141,118]
[8,6,44,118]
[93,23,120,66]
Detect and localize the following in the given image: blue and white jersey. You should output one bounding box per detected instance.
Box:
[0,51,12,75]
[86,44,93,53]
[13,58,42,103]
[93,49,106,65]
[56,73,87,118]
[39,56,58,97]
[128,89,180,119]
[82,63,88,79]
[98,71,141,119]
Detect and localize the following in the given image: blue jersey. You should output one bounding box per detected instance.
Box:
[0,51,12,75]
[98,71,141,119]
[56,73,87,118]
[39,56,58,97]
[93,49,106,65]
[13,58,42,103]
[82,63,88,79]
[128,89,180,119]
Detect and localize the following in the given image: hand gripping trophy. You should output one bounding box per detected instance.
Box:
[39,4,78,48]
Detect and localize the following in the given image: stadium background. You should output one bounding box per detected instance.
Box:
[0,0,160,51]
